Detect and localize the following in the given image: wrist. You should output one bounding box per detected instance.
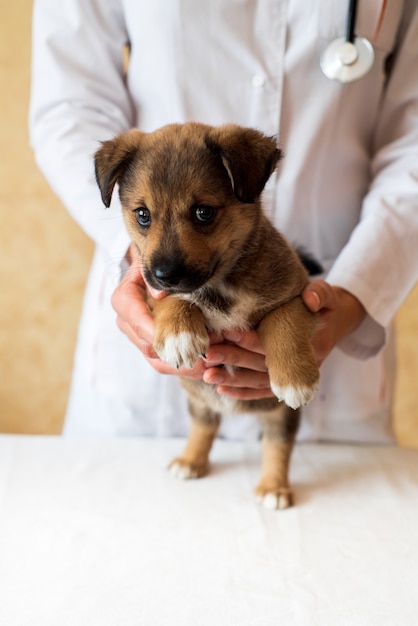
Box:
[334,286,366,342]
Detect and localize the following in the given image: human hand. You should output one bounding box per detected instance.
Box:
[113,249,365,400]
[302,279,366,365]
[206,280,367,400]
[111,244,205,380]
[203,330,275,400]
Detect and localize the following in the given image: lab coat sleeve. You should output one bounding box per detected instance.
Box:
[327,3,418,359]
[29,0,133,258]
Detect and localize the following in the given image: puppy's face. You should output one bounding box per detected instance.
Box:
[95,123,281,293]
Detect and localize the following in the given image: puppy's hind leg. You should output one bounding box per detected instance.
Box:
[169,395,220,480]
[254,405,300,510]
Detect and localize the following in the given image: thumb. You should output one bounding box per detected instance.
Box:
[144,281,168,300]
[126,242,168,300]
[303,285,321,313]
[302,279,334,313]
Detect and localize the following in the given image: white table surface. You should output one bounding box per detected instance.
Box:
[0,435,417,626]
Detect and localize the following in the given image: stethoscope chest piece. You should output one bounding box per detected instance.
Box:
[321,35,375,83]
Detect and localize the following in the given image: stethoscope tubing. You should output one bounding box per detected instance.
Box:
[345,0,358,43]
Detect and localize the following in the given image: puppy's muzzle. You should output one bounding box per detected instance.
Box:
[146,258,214,293]
[153,263,183,288]
[154,267,181,287]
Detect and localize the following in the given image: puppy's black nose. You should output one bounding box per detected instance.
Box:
[154,265,182,287]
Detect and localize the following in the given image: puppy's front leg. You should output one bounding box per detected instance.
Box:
[169,396,221,479]
[258,296,320,409]
[151,297,209,369]
[255,406,300,510]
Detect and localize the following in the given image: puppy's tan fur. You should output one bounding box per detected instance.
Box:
[95,122,320,509]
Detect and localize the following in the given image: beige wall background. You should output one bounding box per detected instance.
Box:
[1,0,417,444]
[0,0,93,434]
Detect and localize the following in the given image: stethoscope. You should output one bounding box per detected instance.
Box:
[320,0,375,83]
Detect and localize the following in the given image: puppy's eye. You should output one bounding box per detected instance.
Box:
[135,207,151,228]
[194,205,217,224]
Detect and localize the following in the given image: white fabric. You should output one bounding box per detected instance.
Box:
[1,435,418,626]
[29,0,418,441]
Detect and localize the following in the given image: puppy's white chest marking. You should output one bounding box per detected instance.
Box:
[191,288,257,333]
[205,301,251,332]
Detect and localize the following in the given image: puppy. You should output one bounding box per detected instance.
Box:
[95,122,320,510]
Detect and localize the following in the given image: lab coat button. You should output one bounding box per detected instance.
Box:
[252,74,266,88]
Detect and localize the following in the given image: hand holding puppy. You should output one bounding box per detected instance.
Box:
[112,245,366,399]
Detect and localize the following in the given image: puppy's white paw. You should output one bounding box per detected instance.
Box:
[255,491,292,510]
[169,461,199,480]
[271,383,318,410]
[168,458,208,479]
[156,330,209,369]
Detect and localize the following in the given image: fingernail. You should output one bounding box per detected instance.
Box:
[310,291,321,310]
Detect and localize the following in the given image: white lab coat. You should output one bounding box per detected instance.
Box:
[30,0,418,442]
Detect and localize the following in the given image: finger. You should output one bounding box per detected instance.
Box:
[221,329,266,355]
[203,366,271,389]
[122,246,168,305]
[216,384,276,401]
[302,279,336,312]
[204,343,267,372]
[147,286,167,300]
[208,331,224,345]
[147,356,206,379]
[115,316,158,358]
[112,277,155,345]
[142,275,168,300]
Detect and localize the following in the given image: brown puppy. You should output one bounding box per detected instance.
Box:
[95,122,320,509]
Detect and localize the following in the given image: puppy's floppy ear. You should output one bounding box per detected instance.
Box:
[205,124,283,203]
[94,129,144,207]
